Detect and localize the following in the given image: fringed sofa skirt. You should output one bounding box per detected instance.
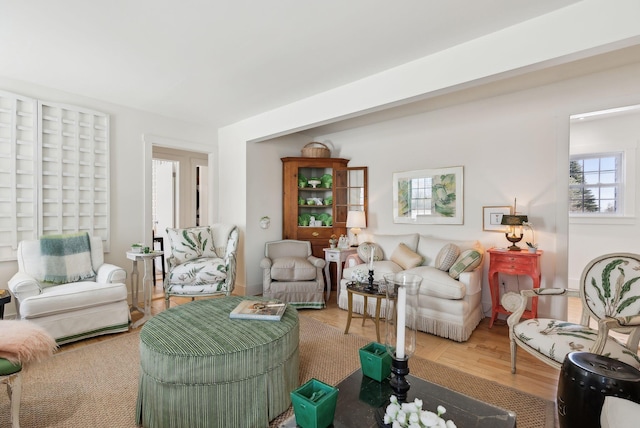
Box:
[136,296,300,428]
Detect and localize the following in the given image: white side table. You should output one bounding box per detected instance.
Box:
[323,247,357,303]
[127,250,163,328]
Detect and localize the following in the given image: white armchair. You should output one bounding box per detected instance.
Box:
[261,240,326,309]
[8,234,129,344]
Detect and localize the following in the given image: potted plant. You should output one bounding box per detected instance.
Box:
[526,242,538,253]
[260,216,270,229]
[329,234,338,248]
[131,243,143,253]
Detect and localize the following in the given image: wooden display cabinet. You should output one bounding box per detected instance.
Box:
[282,157,367,258]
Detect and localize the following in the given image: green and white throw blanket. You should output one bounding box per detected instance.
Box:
[40,232,95,284]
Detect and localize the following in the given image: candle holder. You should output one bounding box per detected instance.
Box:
[383,273,423,402]
[365,269,375,292]
[389,356,410,401]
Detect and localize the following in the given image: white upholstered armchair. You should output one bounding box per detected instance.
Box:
[164,224,238,308]
[261,240,326,309]
[8,233,129,344]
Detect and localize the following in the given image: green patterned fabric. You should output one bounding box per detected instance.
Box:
[166,227,218,264]
[136,296,300,428]
[39,232,95,284]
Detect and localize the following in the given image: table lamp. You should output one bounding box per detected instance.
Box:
[346,211,366,247]
[501,214,528,251]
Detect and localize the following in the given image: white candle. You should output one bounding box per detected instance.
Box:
[396,286,406,358]
[369,249,374,270]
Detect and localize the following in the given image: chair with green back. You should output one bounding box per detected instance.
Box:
[507,253,640,374]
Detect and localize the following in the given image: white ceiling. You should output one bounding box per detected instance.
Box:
[0,0,581,127]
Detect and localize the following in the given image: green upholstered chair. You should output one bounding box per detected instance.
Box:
[0,359,22,428]
[507,253,640,374]
[164,224,238,308]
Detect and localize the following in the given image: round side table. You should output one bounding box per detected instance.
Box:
[0,290,11,319]
[557,352,640,428]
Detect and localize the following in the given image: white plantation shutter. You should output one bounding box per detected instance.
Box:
[0,91,38,260]
[0,90,110,260]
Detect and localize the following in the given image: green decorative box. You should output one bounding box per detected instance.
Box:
[290,378,339,428]
[359,342,392,382]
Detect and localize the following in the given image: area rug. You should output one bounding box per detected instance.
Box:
[0,315,555,427]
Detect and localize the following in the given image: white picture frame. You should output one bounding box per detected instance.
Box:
[482,206,512,232]
[392,166,463,225]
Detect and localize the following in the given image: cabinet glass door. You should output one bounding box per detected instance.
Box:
[334,167,368,227]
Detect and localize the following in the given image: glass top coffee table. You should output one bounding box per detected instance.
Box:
[331,369,516,428]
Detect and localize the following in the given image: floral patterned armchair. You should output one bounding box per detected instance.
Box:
[164,224,238,308]
[507,253,640,373]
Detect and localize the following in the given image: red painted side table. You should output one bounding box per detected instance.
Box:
[488,248,543,328]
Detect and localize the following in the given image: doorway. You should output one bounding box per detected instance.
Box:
[151,147,210,277]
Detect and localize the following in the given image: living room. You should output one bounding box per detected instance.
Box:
[2,1,640,427]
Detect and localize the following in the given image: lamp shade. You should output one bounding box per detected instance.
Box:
[500,215,528,226]
[346,211,366,229]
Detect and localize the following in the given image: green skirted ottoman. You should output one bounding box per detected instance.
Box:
[135,296,300,428]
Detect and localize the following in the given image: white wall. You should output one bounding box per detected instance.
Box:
[569,110,640,288]
[219,1,640,310]
[241,61,640,320]
[0,77,215,319]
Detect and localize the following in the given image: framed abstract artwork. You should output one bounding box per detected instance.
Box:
[392,166,463,224]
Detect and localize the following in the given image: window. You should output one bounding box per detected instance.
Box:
[569,152,622,214]
[409,177,433,217]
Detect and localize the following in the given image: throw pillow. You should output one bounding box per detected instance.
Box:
[357,242,383,265]
[166,226,218,265]
[390,243,424,270]
[448,249,483,279]
[435,243,460,271]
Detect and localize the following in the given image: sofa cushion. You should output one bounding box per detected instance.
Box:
[166,226,218,264]
[390,243,423,270]
[18,281,128,319]
[373,234,419,260]
[448,249,483,279]
[417,236,481,267]
[167,257,227,286]
[404,266,466,299]
[271,257,316,281]
[357,242,383,265]
[435,243,460,271]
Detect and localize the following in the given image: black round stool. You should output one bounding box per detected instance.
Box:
[557,352,640,428]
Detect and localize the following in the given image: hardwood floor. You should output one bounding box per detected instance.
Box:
[60,279,561,403]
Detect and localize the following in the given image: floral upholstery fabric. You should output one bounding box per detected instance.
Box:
[164,225,239,306]
[513,318,640,369]
[165,257,228,293]
[510,253,640,372]
[166,226,217,265]
[582,255,640,320]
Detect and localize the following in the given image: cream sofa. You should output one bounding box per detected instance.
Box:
[8,235,129,344]
[339,233,484,342]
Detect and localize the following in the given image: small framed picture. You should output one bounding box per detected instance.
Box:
[483,206,512,232]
